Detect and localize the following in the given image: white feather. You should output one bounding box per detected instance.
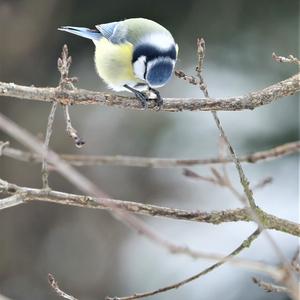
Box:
[133,56,146,80]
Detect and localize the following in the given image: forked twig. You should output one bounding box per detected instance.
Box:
[58,45,85,148]
[179,39,298,298]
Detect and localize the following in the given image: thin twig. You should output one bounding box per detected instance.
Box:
[106,229,262,300]
[48,274,78,300]
[0,73,299,111]
[2,113,273,266]
[272,53,300,65]
[184,167,273,193]
[252,277,288,293]
[192,40,297,298]
[62,105,85,148]
[252,177,273,191]
[0,179,299,236]
[42,102,58,189]
[2,140,299,168]
[58,45,85,148]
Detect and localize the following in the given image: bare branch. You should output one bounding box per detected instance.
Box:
[106,229,262,300]
[0,113,208,260]
[0,179,299,237]
[187,39,297,296]
[272,53,300,65]
[62,105,85,148]
[2,141,299,168]
[0,73,298,111]
[57,45,85,148]
[252,277,288,293]
[0,194,24,210]
[42,102,58,189]
[48,274,78,300]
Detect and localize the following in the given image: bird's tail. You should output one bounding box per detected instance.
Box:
[58,26,102,41]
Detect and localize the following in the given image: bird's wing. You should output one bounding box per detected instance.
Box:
[58,26,102,41]
[95,21,127,44]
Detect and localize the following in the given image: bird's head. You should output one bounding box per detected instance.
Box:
[132,34,178,88]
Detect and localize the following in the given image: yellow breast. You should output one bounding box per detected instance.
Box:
[94,38,142,91]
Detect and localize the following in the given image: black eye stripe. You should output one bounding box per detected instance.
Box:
[143,61,147,79]
[132,44,177,63]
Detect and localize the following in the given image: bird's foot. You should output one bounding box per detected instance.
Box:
[149,88,163,110]
[124,84,149,109]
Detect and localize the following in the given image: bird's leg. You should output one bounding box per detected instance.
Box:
[124,84,149,109]
[148,87,163,110]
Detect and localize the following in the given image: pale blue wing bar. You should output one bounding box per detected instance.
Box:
[95,21,127,44]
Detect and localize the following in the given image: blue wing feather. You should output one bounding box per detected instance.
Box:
[95,22,118,40]
[95,21,127,44]
[58,26,102,41]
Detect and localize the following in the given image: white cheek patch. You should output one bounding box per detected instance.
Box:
[133,55,146,80]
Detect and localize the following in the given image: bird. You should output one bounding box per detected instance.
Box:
[58,18,178,109]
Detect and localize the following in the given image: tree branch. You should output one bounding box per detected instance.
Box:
[187,40,296,296]
[48,274,78,300]
[0,73,298,112]
[272,53,300,65]
[0,112,218,261]
[252,277,288,293]
[1,140,299,168]
[107,228,262,300]
[42,102,57,189]
[0,179,299,237]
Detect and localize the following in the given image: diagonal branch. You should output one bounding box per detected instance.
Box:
[0,112,219,261]
[187,40,297,298]
[106,229,262,300]
[0,73,298,112]
[48,274,78,300]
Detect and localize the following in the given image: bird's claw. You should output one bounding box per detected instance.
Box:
[149,88,163,110]
[134,91,149,109]
[124,84,163,110]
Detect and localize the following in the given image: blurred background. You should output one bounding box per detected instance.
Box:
[0,0,299,299]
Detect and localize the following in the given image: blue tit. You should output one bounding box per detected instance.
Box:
[58,18,178,108]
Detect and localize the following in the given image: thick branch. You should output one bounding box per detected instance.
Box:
[0,179,299,237]
[0,73,299,111]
